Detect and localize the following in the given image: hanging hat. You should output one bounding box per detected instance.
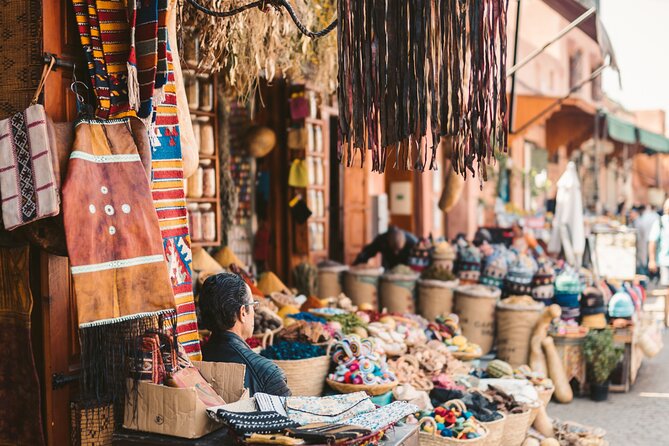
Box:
[581,313,607,329]
[480,250,508,289]
[433,240,456,261]
[456,243,481,283]
[257,271,290,296]
[580,286,606,316]
[246,126,276,158]
[504,254,537,296]
[609,290,635,319]
[192,247,224,272]
[532,261,555,304]
[213,246,246,270]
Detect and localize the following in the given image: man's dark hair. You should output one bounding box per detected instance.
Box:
[199,273,249,332]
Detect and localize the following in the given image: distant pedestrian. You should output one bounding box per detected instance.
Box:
[633,204,659,275]
[648,199,669,283]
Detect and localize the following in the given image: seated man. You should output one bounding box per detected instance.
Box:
[200,273,291,397]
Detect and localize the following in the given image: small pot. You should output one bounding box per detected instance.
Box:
[590,381,610,402]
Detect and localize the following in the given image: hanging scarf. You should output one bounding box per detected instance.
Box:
[127,0,160,119]
[72,0,134,119]
[337,0,508,178]
[149,44,202,360]
[154,0,169,91]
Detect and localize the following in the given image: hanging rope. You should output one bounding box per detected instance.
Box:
[184,0,337,39]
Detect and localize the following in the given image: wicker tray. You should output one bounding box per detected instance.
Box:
[326,379,398,396]
[451,350,483,361]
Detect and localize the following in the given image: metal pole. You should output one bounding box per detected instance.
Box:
[508,0,522,134]
[507,7,597,77]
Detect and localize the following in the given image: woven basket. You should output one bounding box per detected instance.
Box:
[418,416,489,446]
[326,379,398,396]
[318,265,348,299]
[451,350,483,361]
[527,401,542,429]
[269,339,333,397]
[500,410,531,446]
[417,279,458,321]
[536,387,554,407]
[480,412,506,446]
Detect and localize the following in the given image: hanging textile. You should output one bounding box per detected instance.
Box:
[0,246,45,445]
[127,0,159,118]
[337,0,508,178]
[63,118,176,404]
[0,105,60,230]
[0,0,42,118]
[72,0,135,119]
[149,44,202,360]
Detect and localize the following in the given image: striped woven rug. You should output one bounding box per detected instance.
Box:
[150,48,201,359]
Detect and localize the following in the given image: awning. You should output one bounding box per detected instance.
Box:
[606,114,636,145]
[602,112,669,154]
[639,129,669,153]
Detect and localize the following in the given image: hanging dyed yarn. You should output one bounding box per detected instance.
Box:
[337,0,508,177]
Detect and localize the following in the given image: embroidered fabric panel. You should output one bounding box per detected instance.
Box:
[0,104,59,230]
[255,393,288,417]
[285,392,375,426]
[62,118,175,326]
[149,46,201,359]
[343,401,418,432]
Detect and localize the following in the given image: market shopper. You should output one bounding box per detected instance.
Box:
[353,225,418,270]
[632,204,659,275]
[200,273,291,396]
[648,199,669,284]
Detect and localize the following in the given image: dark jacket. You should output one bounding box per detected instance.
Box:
[353,230,418,269]
[202,331,291,397]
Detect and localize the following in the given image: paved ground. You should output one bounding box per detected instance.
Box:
[548,303,668,446]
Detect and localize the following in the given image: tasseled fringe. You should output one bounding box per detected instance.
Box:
[127,62,140,113]
[337,0,509,179]
[78,310,176,428]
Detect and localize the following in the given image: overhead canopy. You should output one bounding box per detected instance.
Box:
[606,114,637,145]
[603,112,669,154]
[541,0,619,76]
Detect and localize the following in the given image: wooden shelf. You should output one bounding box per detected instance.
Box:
[309,217,327,223]
[186,197,218,203]
[306,151,326,158]
[190,109,216,118]
[199,155,217,160]
[308,184,326,191]
[191,240,220,248]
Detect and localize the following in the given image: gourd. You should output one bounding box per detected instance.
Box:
[530,305,561,375]
[487,359,514,378]
[532,405,554,438]
[542,336,573,403]
[540,438,560,446]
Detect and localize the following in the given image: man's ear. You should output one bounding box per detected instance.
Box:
[238,306,247,322]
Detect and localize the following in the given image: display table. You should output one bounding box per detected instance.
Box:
[609,325,642,393]
[552,334,587,396]
[113,423,419,446]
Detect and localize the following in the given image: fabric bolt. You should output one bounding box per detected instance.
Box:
[62,118,175,326]
[0,247,45,445]
[72,0,134,119]
[343,401,418,432]
[127,0,159,118]
[285,392,375,426]
[149,45,201,359]
[0,105,59,230]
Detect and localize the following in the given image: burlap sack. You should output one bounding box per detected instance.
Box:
[317,264,349,299]
[344,268,383,308]
[380,273,419,314]
[495,299,544,367]
[417,279,458,321]
[453,285,501,354]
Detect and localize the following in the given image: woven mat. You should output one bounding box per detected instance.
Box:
[0,0,42,118]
